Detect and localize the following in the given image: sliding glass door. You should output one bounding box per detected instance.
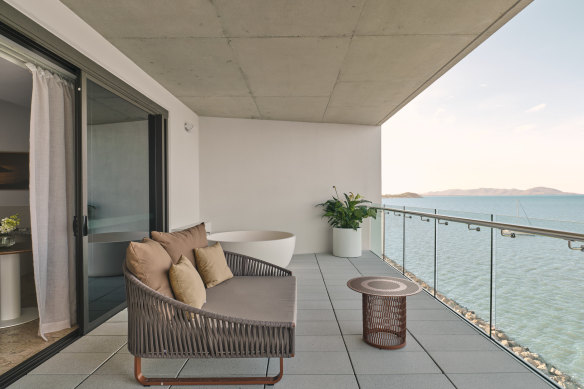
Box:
[81,77,166,330]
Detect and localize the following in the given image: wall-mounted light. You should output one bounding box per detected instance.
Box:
[184,122,194,132]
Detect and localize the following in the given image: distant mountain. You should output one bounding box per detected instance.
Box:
[382,192,422,198]
[422,187,579,197]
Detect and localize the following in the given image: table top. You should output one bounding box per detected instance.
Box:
[0,236,32,256]
[347,276,422,297]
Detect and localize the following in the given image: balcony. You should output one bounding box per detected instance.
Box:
[9,251,553,389]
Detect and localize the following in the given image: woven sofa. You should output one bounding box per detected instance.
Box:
[124,250,297,386]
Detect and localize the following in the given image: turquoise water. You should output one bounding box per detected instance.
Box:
[380,195,584,384]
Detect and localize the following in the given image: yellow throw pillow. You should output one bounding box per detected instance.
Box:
[169,255,206,309]
[194,242,234,288]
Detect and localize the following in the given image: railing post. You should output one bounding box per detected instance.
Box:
[489,214,494,338]
[402,206,406,274]
[381,210,386,259]
[434,209,437,297]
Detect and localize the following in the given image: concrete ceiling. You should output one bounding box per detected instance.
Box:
[61,0,532,125]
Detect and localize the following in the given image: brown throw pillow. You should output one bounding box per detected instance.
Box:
[194,242,234,288]
[169,255,206,309]
[125,238,174,298]
[151,223,208,265]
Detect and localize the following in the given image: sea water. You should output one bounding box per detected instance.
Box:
[380,195,584,384]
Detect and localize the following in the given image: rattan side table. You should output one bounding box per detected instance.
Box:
[347,276,422,349]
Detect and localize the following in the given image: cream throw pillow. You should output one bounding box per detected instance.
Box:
[169,255,206,309]
[194,242,234,288]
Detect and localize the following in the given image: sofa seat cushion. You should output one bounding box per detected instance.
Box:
[203,276,297,324]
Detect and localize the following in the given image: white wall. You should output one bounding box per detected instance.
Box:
[199,117,381,254]
[6,0,201,229]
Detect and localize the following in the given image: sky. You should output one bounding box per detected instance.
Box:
[381,0,584,195]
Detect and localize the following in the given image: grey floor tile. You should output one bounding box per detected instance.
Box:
[77,374,168,388]
[291,254,317,261]
[332,299,362,310]
[106,309,128,323]
[350,351,440,374]
[296,285,327,293]
[30,352,112,375]
[334,309,362,321]
[172,385,261,389]
[407,320,478,336]
[329,291,361,300]
[430,351,529,373]
[338,320,362,335]
[88,322,127,336]
[413,334,499,351]
[62,335,127,354]
[180,358,267,377]
[297,300,332,310]
[447,372,553,389]
[296,335,347,352]
[408,309,460,321]
[8,374,87,389]
[297,292,330,301]
[297,309,336,321]
[268,352,352,375]
[273,374,359,388]
[358,374,455,389]
[296,320,341,336]
[326,286,353,295]
[296,279,326,286]
[343,334,422,352]
[94,353,186,377]
[324,279,354,286]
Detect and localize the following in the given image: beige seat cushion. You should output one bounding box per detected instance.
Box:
[151,223,208,265]
[204,276,297,324]
[126,238,174,298]
[194,242,234,288]
[169,255,206,309]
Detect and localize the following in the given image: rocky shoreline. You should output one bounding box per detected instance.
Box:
[383,255,582,389]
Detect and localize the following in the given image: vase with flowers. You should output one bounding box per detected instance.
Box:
[0,214,20,248]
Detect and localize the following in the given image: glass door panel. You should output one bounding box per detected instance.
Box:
[85,79,151,325]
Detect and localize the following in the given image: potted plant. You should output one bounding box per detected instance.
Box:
[0,213,20,248]
[317,187,376,257]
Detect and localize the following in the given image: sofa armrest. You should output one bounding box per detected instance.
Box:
[224,251,292,277]
[123,263,295,359]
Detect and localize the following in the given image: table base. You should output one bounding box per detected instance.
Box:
[362,294,407,349]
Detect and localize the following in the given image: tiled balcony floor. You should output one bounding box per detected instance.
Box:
[9,252,553,389]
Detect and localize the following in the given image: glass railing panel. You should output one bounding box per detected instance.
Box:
[403,207,436,293]
[369,208,383,258]
[384,206,405,271]
[435,210,492,334]
[494,217,584,388]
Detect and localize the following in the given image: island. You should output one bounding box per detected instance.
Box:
[422,187,578,197]
[382,192,422,198]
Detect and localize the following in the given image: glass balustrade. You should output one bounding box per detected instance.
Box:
[373,205,584,389]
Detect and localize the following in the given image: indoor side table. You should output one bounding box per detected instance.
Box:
[347,276,421,349]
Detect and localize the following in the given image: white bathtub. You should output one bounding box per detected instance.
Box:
[207,230,296,268]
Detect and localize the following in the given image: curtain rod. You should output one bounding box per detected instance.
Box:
[0,35,76,80]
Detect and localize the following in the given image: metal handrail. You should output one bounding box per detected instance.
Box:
[370,205,584,243]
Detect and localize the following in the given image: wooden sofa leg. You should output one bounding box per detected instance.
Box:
[134,356,284,386]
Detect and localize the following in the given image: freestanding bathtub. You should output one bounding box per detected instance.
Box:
[207,230,296,268]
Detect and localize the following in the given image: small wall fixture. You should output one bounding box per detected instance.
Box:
[184,122,194,132]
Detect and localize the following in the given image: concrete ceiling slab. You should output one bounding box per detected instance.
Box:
[62,0,223,38]
[180,96,260,119]
[339,35,476,83]
[61,0,532,125]
[109,37,250,97]
[356,0,518,35]
[213,0,365,37]
[230,37,350,97]
[255,96,329,122]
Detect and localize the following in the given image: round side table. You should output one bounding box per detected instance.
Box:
[347,276,421,349]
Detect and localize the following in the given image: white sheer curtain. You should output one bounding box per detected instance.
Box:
[26,63,76,339]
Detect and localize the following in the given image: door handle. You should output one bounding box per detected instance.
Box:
[82,215,88,236]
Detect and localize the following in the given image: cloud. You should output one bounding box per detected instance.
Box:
[513,123,536,133]
[480,83,488,88]
[525,103,546,113]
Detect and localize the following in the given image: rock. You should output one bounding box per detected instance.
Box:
[524,358,538,367]
[536,363,547,370]
[512,346,522,353]
[501,340,509,347]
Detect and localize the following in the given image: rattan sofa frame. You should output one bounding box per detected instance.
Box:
[123,251,295,386]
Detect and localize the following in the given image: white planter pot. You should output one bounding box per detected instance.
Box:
[332,227,362,257]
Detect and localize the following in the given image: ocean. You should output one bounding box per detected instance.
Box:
[380,195,584,384]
